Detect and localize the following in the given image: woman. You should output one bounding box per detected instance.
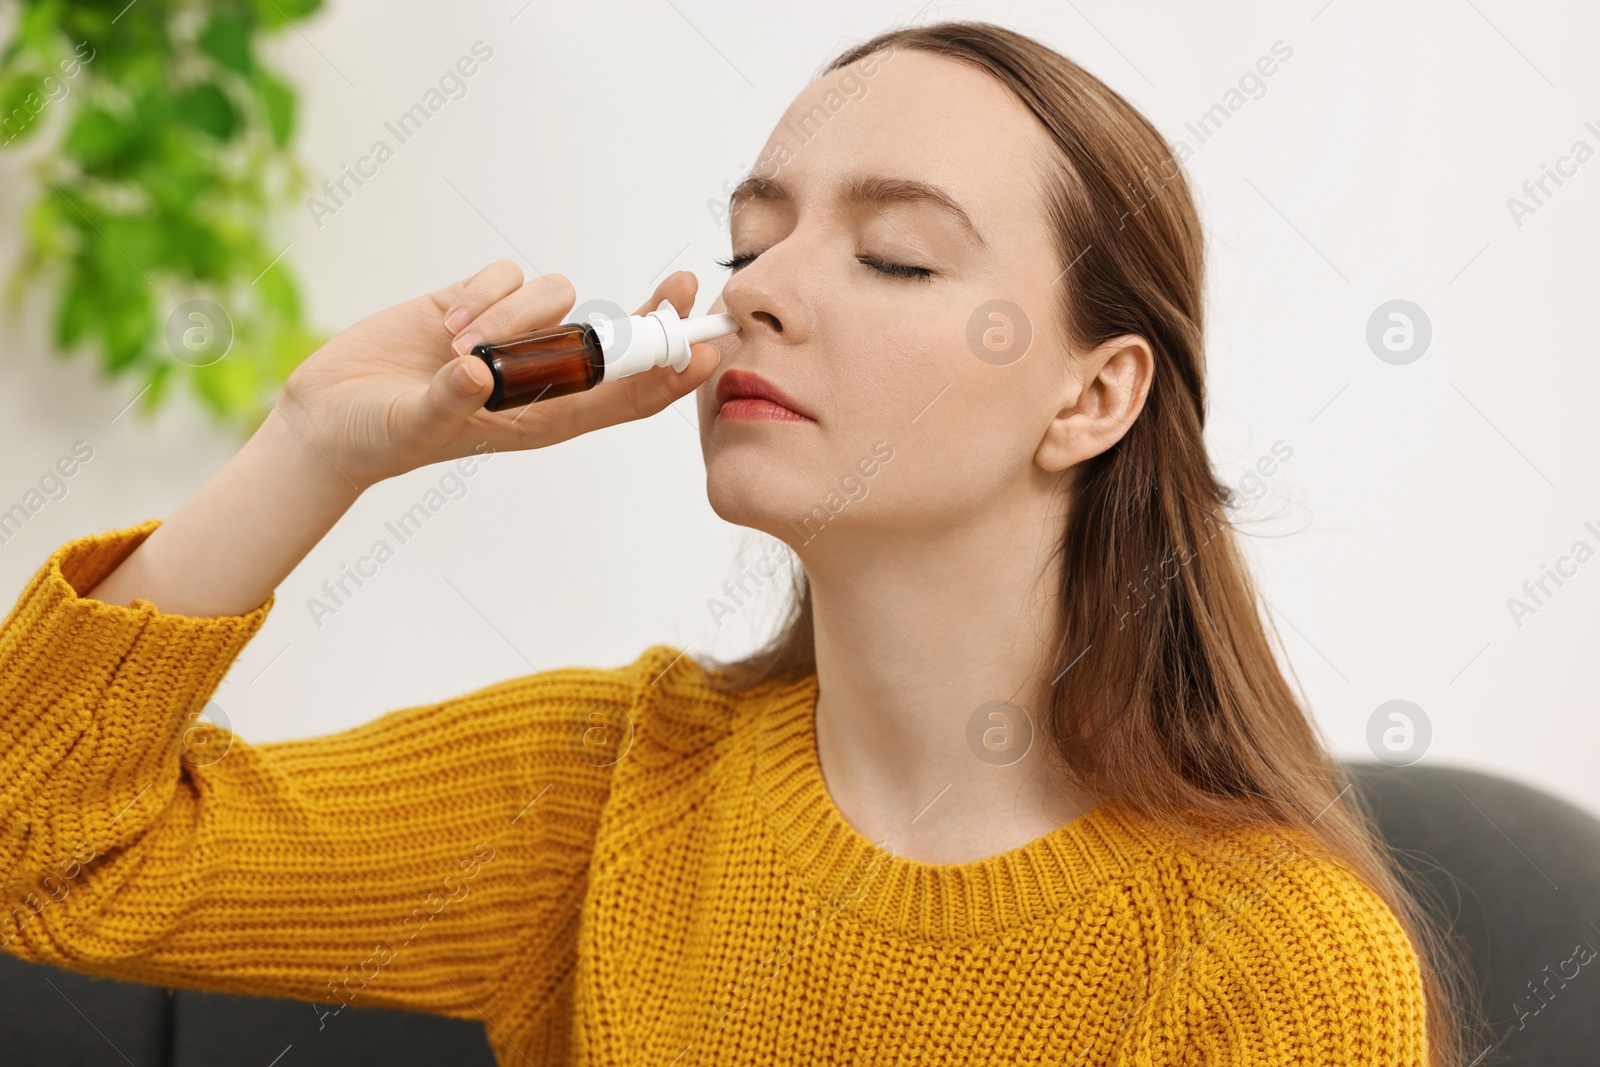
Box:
[0,20,1476,1066]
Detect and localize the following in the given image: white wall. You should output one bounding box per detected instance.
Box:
[2,0,1596,819]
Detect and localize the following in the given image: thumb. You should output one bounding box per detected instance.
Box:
[423,353,494,423]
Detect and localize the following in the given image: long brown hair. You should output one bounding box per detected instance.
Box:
[698,20,1482,1065]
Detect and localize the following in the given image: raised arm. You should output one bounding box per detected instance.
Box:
[0,260,722,1029]
[82,261,720,619]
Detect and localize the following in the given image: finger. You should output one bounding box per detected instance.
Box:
[438,260,525,337]
[632,270,699,319]
[606,339,722,422]
[534,340,721,445]
[450,272,578,357]
[391,351,495,443]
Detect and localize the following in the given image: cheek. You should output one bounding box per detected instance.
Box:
[889,394,1033,504]
[695,381,714,427]
[824,335,1039,513]
[829,328,950,432]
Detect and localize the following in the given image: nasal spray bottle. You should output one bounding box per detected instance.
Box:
[470,301,737,411]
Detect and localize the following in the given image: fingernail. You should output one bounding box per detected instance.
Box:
[452,359,484,392]
[452,331,482,357]
[444,307,470,333]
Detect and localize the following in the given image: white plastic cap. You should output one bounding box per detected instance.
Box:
[590,300,738,384]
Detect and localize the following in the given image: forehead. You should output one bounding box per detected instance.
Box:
[747,48,1054,234]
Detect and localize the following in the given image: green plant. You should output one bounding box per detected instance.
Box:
[0,0,327,437]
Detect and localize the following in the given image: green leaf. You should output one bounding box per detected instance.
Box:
[164,216,230,278]
[253,0,323,29]
[24,195,68,259]
[131,85,174,139]
[254,259,301,321]
[62,105,132,165]
[85,258,151,326]
[103,286,155,370]
[199,14,254,76]
[252,67,295,146]
[60,12,109,53]
[174,83,238,140]
[54,267,101,349]
[140,360,174,414]
[191,348,260,420]
[19,0,67,56]
[135,132,209,211]
[0,74,47,145]
[100,215,164,272]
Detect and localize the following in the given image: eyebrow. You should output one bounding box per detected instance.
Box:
[727,172,988,248]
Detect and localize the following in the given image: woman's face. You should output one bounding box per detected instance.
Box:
[696,48,1085,553]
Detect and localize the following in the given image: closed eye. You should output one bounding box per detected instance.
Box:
[714,251,934,283]
[856,255,933,282]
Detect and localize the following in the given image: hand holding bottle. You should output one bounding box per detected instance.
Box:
[80,261,725,618]
[279,260,724,493]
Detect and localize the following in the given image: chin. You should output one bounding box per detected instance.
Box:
[703,459,812,542]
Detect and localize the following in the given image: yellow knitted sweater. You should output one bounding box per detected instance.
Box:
[1,519,1430,1065]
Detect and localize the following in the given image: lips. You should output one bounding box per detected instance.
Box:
[714,369,815,421]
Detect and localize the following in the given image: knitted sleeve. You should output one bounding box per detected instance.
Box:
[0,518,645,1027]
[1136,828,1432,1066]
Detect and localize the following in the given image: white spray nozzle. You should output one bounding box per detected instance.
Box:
[589,300,738,383]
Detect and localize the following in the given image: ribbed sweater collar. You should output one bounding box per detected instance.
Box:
[749,671,1171,943]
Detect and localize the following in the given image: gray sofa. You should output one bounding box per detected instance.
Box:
[3,760,1596,1065]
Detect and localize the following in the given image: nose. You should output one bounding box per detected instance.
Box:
[717,245,814,346]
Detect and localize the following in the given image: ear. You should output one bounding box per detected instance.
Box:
[1035,333,1154,473]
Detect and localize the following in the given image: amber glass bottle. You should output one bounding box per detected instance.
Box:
[471,324,605,411]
